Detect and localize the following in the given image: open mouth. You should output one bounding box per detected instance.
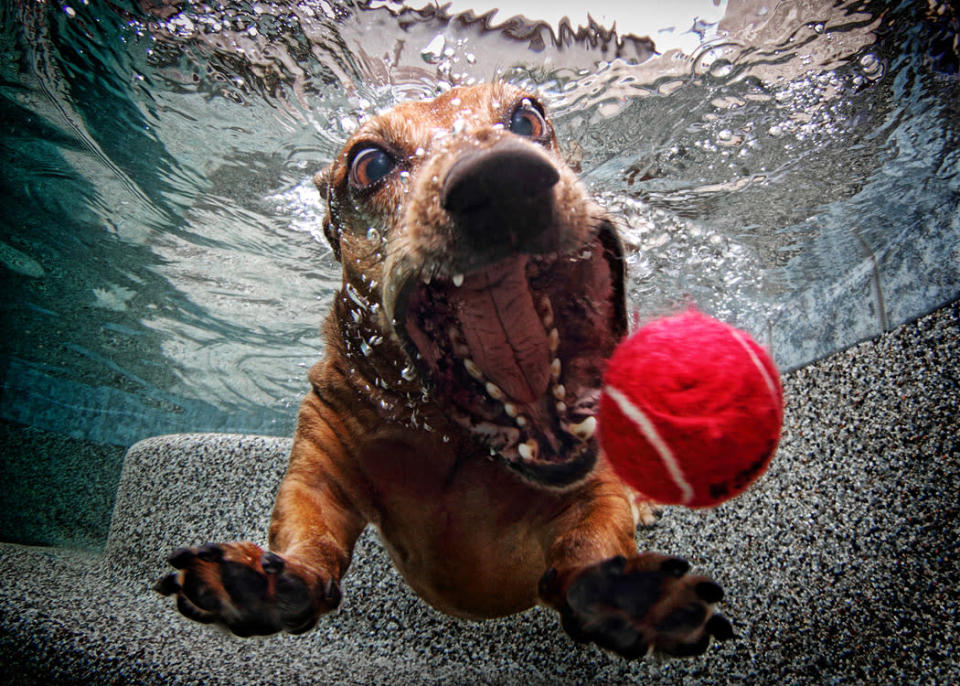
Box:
[394,222,625,487]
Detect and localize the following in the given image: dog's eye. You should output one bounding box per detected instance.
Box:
[349,147,395,189]
[508,103,547,139]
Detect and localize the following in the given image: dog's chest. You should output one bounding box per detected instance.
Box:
[355,436,557,616]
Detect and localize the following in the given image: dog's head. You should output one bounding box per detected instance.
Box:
[316,83,626,487]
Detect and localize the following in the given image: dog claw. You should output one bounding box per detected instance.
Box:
[323,578,342,608]
[196,543,224,562]
[176,594,214,624]
[695,580,724,603]
[154,573,181,596]
[706,613,735,640]
[168,547,195,569]
[261,551,285,574]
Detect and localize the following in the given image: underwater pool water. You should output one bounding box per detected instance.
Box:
[1,0,958,547]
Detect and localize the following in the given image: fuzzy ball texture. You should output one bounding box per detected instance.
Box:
[598,309,783,508]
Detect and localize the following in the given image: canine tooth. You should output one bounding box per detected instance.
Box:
[551,358,562,380]
[553,384,566,401]
[518,439,539,461]
[548,328,560,352]
[485,382,505,401]
[504,403,518,418]
[464,359,483,380]
[452,273,464,287]
[539,296,554,329]
[569,416,597,440]
[449,327,469,356]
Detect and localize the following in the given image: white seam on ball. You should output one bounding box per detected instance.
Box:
[603,384,694,505]
[728,328,781,415]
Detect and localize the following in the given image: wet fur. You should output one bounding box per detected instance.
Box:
[157,83,733,657]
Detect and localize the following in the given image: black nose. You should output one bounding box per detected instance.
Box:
[441,140,560,251]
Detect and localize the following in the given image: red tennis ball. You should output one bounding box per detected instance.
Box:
[598,309,783,508]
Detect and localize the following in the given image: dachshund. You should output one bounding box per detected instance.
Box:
[156,83,733,659]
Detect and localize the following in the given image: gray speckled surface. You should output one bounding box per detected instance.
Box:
[1,302,957,684]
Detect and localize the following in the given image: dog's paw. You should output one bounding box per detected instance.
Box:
[154,541,340,636]
[539,553,734,658]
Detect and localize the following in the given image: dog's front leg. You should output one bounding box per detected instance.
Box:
[537,470,734,658]
[156,394,367,637]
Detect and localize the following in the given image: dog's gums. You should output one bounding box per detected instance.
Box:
[396,227,623,485]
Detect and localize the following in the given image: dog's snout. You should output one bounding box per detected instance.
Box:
[441,141,559,251]
[442,143,559,213]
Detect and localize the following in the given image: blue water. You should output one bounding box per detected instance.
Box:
[1,1,958,545]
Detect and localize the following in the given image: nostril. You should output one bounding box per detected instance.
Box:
[442,143,560,214]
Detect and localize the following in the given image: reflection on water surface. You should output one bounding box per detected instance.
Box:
[1,0,957,453]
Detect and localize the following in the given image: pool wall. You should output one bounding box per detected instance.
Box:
[0,301,956,683]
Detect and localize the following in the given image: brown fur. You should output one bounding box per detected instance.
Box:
[157,83,732,657]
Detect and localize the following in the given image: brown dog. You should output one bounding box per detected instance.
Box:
[156,83,733,658]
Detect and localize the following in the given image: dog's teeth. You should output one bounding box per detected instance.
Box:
[516,415,528,428]
[504,402,518,418]
[449,327,469,357]
[551,358,562,380]
[568,416,597,440]
[538,296,554,329]
[452,273,464,287]
[464,359,483,380]
[485,382,505,401]
[556,401,567,413]
[421,272,432,285]
[552,384,566,401]
[518,439,539,461]
[548,328,560,352]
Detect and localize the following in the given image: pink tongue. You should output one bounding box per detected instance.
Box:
[455,256,551,404]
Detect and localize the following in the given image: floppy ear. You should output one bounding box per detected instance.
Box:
[314,165,341,262]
